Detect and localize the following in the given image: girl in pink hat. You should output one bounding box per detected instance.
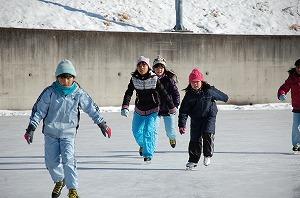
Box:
[178,68,228,170]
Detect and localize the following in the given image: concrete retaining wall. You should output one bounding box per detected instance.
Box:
[0,28,299,110]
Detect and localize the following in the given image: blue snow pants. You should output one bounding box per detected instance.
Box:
[292,113,300,146]
[44,135,78,189]
[158,114,176,140]
[132,112,159,159]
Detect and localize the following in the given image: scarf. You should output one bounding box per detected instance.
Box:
[53,81,78,96]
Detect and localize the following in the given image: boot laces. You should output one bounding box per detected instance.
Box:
[53,180,64,195]
[68,189,79,198]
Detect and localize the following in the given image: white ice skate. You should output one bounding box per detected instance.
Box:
[185,162,198,171]
[203,157,211,166]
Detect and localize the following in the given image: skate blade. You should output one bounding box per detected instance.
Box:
[144,161,151,165]
[293,151,300,155]
[185,166,197,171]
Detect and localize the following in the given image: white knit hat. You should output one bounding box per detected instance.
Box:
[137,56,150,68]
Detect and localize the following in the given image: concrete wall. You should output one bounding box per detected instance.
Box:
[0,28,299,110]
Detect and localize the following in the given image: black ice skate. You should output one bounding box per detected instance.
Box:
[169,139,176,148]
[68,189,79,198]
[139,147,143,156]
[144,157,151,164]
[185,162,198,170]
[293,144,300,154]
[52,180,65,198]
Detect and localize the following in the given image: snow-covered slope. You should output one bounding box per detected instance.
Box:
[0,0,299,35]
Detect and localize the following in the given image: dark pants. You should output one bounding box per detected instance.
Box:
[188,133,214,163]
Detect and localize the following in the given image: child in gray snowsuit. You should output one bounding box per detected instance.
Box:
[24,59,112,198]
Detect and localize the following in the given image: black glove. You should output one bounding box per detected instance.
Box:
[24,124,35,144]
[98,122,112,138]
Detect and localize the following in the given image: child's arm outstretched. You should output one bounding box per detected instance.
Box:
[210,86,229,103]
[79,91,112,138]
[24,87,52,144]
[277,77,292,101]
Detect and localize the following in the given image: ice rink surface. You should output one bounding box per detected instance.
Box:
[1,110,300,198]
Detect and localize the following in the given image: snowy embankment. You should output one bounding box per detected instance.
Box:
[0,0,299,35]
[0,103,292,116]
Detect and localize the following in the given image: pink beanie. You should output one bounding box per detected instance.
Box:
[189,68,204,82]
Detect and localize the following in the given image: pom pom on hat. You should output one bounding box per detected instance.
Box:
[189,68,204,82]
[55,59,76,77]
[153,55,167,68]
[137,56,150,68]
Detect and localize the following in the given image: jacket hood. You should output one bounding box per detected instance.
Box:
[288,68,300,77]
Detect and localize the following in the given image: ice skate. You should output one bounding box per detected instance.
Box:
[169,139,176,148]
[139,147,143,156]
[52,180,65,198]
[185,162,198,170]
[144,157,151,164]
[68,189,79,198]
[293,144,300,154]
[203,157,211,166]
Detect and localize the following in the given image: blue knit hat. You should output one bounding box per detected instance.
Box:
[55,59,76,77]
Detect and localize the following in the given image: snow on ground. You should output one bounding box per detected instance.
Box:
[0,103,292,116]
[0,0,299,35]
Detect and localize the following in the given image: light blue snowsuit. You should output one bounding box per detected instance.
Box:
[158,114,176,140]
[292,113,300,146]
[29,82,104,189]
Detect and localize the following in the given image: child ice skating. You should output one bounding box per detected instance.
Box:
[121,56,176,163]
[24,59,112,198]
[152,55,180,148]
[178,68,228,170]
[277,59,300,154]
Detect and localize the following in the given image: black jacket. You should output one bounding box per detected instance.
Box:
[178,83,228,135]
[158,71,180,116]
[122,70,175,115]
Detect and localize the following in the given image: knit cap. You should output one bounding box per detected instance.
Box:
[137,56,150,68]
[55,59,76,77]
[153,55,167,68]
[189,68,204,82]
